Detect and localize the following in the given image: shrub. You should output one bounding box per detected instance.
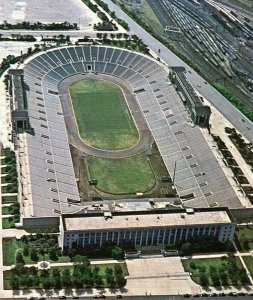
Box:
[16,251,25,264]
[111,246,124,260]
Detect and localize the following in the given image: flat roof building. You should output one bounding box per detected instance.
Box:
[61,207,235,249]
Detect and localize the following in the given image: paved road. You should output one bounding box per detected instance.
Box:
[58,73,152,158]
[102,0,253,143]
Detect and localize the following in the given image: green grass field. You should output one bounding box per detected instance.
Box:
[69,79,139,150]
[235,225,253,250]
[183,257,248,286]
[242,256,253,276]
[86,155,156,194]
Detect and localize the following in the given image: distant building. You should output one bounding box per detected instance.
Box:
[169,67,211,128]
[8,69,33,141]
[61,207,235,249]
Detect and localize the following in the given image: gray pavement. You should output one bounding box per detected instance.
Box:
[0,0,99,27]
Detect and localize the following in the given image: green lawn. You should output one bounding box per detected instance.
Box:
[2,239,22,265]
[69,79,139,150]
[1,176,7,184]
[235,225,253,250]
[2,217,16,229]
[93,263,129,276]
[183,257,249,286]
[242,256,253,276]
[86,154,156,194]
[2,206,10,215]
[2,195,17,204]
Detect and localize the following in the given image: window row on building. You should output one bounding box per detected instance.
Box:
[64,224,234,249]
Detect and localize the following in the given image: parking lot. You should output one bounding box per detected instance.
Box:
[0,0,99,27]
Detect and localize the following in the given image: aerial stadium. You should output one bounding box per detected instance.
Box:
[7,45,243,241]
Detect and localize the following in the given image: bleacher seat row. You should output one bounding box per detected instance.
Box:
[20,46,241,217]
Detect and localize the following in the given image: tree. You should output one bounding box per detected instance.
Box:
[219,271,228,286]
[114,264,126,287]
[73,255,90,273]
[19,275,29,288]
[105,267,115,287]
[189,261,197,270]
[30,247,39,262]
[16,251,25,264]
[49,248,58,261]
[238,269,250,285]
[33,276,41,288]
[62,269,72,287]
[111,246,124,260]
[210,266,220,286]
[181,242,192,255]
[82,268,94,286]
[226,256,238,274]
[93,266,103,286]
[41,276,51,289]
[52,269,62,288]
[199,272,209,286]
[96,33,103,39]
[72,271,83,288]
[9,275,19,289]
[23,245,29,256]
[116,33,122,39]
[114,264,123,277]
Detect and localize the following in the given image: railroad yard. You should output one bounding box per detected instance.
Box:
[140,0,253,112]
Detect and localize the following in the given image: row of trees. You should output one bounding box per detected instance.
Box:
[96,33,149,54]
[2,148,18,196]
[0,21,78,30]
[226,127,253,166]
[9,256,126,289]
[93,0,129,30]
[214,84,253,122]
[94,21,118,31]
[191,257,250,286]
[82,0,129,31]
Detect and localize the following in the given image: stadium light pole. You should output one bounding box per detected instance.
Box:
[172,162,177,186]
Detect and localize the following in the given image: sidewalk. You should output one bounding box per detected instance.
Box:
[3,258,123,271]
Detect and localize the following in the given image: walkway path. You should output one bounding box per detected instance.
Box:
[2,258,123,271]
